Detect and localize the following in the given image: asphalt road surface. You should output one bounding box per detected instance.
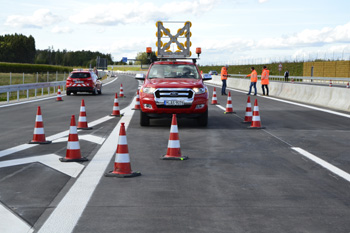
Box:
[0,74,349,233]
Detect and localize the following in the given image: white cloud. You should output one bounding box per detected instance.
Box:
[5,9,60,28]
[258,0,268,3]
[69,0,218,25]
[51,26,73,34]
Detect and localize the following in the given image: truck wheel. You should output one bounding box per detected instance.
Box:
[197,109,208,126]
[66,91,71,96]
[140,111,150,126]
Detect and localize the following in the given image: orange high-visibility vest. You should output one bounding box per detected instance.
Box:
[261,69,269,85]
[221,67,228,80]
[247,70,257,82]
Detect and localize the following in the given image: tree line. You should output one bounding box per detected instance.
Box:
[0,34,113,67]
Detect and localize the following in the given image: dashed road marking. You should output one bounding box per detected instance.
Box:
[292,147,350,182]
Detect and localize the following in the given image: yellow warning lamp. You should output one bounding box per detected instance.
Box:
[163,28,171,36]
[184,31,192,37]
[185,21,192,27]
[146,47,152,55]
[175,50,182,53]
[156,31,164,38]
[177,28,184,36]
[177,43,184,50]
[196,47,201,58]
[184,41,192,48]
[156,41,163,48]
[156,21,163,27]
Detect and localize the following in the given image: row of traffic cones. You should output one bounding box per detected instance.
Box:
[105,114,186,178]
[30,88,136,145]
[211,89,265,129]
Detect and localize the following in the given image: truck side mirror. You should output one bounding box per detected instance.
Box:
[135,73,145,80]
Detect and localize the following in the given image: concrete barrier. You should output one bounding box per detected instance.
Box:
[207,75,350,112]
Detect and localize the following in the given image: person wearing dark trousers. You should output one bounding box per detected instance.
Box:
[261,66,269,96]
[221,65,229,95]
[246,67,257,95]
[284,69,289,82]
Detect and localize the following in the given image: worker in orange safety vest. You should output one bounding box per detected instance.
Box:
[221,65,230,95]
[261,65,270,96]
[245,67,257,95]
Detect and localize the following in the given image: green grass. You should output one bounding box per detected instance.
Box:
[0,72,68,86]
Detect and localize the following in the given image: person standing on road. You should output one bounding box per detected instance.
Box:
[221,65,229,95]
[246,67,257,95]
[284,69,289,82]
[261,66,269,96]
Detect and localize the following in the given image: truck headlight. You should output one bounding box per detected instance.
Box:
[142,87,156,94]
[193,87,206,94]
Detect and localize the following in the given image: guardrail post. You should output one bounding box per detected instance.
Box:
[17,90,19,101]
[7,92,9,103]
[27,89,29,99]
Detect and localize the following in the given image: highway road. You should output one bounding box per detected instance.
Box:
[0,74,349,233]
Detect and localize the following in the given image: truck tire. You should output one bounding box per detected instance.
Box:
[197,109,208,126]
[140,111,150,126]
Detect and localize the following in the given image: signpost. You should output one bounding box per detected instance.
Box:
[278,63,282,75]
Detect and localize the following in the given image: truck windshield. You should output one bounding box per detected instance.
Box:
[148,64,200,79]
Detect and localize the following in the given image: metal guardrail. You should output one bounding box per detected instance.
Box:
[0,81,66,103]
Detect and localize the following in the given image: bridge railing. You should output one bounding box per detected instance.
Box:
[0,81,66,103]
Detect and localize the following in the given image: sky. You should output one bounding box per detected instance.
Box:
[1,0,350,66]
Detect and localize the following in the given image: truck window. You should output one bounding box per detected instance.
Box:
[148,64,199,79]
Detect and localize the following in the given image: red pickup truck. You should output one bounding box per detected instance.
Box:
[135,60,211,126]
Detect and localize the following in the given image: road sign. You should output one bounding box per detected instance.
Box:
[278,63,282,71]
[122,57,127,63]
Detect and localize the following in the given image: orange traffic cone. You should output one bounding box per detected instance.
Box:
[242,96,252,123]
[56,86,63,101]
[329,80,332,87]
[211,87,218,105]
[29,106,51,144]
[132,90,141,110]
[111,93,124,117]
[161,114,188,160]
[120,83,125,97]
[105,123,141,178]
[224,92,235,114]
[60,115,88,162]
[248,99,265,129]
[77,99,92,130]
[346,82,349,88]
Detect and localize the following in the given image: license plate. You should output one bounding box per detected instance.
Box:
[164,100,184,106]
[75,81,84,84]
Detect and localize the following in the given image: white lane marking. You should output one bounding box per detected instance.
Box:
[0,144,37,158]
[53,135,105,145]
[216,105,226,111]
[0,116,116,158]
[0,203,33,233]
[0,154,84,178]
[37,98,136,233]
[292,147,350,182]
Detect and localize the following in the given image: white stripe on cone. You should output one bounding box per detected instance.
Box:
[36,115,43,121]
[67,141,80,150]
[118,135,127,145]
[168,140,180,148]
[170,125,178,133]
[34,128,45,134]
[78,116,87,122]
[116,153,130,163]
[252,116,261,121]
[69,126,77,134]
